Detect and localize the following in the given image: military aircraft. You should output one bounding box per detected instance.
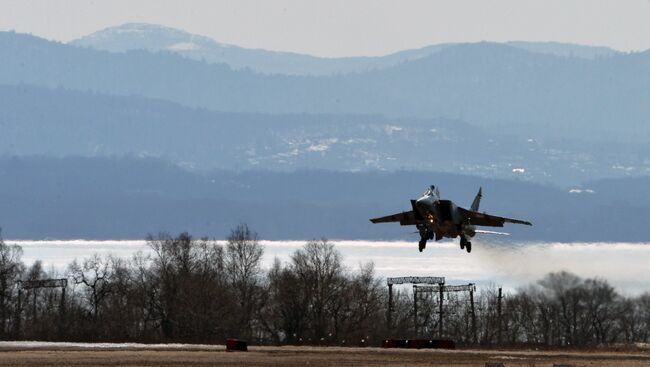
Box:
[370,185,532,253]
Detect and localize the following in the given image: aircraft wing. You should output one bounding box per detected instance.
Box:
[459,208,532,227]
[370,211,420,226]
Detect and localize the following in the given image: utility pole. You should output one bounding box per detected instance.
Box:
[387,283,393,333]
[59,285,67,339]
[438,285,444,338]
[469,284,477,344]
[413,286,418,337]
[32,289,37,325]
[497,287,503,345]
[14,287,22,337]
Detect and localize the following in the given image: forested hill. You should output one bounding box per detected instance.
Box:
[3,83,650,187]
[2,32,650,142]
[1,156,649,242]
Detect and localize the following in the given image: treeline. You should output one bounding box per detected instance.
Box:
[0,227,649,346]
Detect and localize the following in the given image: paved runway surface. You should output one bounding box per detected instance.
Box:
[0,342,649,366]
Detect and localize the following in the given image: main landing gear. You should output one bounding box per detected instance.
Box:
[460,237,472,253]
[417,225,434,252]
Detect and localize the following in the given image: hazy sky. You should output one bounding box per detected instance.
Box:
[2,0,650,57]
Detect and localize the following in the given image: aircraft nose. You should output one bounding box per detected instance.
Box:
[415,196,430,211]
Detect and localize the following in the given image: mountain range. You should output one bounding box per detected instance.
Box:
[1,24,649,240]
[2,30,649,144]
[70,23,622,75]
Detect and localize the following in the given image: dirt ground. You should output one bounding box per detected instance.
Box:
[0,345,649,367]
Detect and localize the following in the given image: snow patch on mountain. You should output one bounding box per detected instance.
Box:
[168,42,200,51]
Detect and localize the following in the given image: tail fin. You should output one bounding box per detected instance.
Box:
[470,187,482,211]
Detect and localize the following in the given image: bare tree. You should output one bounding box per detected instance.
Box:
[635,292,650,343]
[338,262,383,342]
[584,278,619,344]
[69,254,113,323]
[147,232,194,340]
[225,224,264,341]
[146,232,229,341]
[0,230,24,338]
[1,232,649,347]
[262,257,307,343]
[508,286,543,344]
[291,239,346,341]
[539,271,587,345]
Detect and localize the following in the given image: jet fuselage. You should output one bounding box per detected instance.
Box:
[414,193,473,240]
[370,185,531,253]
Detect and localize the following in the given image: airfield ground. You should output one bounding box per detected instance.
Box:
[0,344,649,367]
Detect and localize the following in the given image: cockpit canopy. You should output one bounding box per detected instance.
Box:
[423,185,440,198]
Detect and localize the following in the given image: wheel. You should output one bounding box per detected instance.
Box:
[466,242,472,253]
[418,239,427,252]
[460,237,467,250]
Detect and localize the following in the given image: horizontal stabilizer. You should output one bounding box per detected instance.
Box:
[459,207,532,227]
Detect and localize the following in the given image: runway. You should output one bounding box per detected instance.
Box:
[0,342,648,367]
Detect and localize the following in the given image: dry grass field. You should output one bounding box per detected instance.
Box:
[0,343,650,367]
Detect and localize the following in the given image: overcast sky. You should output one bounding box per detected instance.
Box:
[1,0,649,57]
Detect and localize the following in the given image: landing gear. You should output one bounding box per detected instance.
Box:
[417,225,432,252]
[460,237,472,253]
[418,239,427,252]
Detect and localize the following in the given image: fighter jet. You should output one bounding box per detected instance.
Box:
[370,185,531,253]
